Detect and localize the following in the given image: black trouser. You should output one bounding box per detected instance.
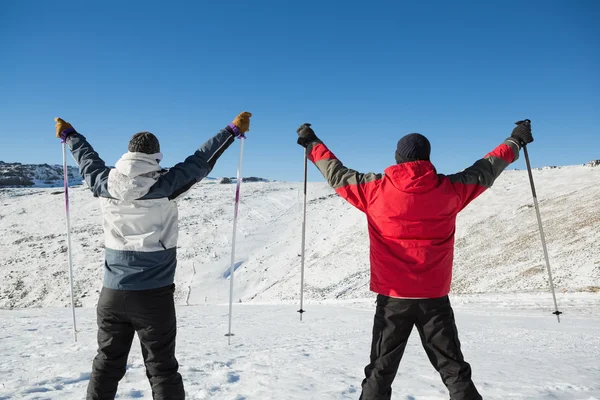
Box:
[87,284,185,400]
[360,295,482,400]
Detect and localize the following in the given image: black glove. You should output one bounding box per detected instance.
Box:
[296,123,319,148]
[511,119,534,146]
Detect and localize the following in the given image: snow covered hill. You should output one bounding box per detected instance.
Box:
[0,161,82,188]
[1,163,599,309]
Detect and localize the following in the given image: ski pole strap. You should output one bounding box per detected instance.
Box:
[228,123,246,139]
[60,127,77,143]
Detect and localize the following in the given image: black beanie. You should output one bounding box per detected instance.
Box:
[395,133,431,164]
[128,132,160,154]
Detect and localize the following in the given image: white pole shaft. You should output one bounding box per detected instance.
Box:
[299,149,308,321]
[227,138,245,344]
[62,143,78,341]
[523,145,561,323]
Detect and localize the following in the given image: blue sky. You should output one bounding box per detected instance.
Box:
[1,0,598,181]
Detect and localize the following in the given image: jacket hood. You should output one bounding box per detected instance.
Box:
[108,152,164,201]
[384,161,440,193]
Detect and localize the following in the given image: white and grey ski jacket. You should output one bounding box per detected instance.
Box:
[67,128,235,290]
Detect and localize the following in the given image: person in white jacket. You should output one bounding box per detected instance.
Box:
[54,112,252,400]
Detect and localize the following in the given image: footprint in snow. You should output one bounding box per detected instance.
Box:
[23,387,51,394]
[24,372,91,394]
[227,371,240,383]
[342,385,357,394]
[128,389,145,398]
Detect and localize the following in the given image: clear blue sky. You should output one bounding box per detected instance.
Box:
[1,0,598,181]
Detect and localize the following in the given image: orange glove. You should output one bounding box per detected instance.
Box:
[232,112,252,134]
[54,117,76,140]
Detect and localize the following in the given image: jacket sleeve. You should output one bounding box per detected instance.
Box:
[66,133,111,197]
[147,128,236,200]
[447,138,520,210]
[307,140,382,213]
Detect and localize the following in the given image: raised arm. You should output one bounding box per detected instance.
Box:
[55,117,111,197]
[147,112,252,200]
[447,120,533,210]
[296,123,381,213]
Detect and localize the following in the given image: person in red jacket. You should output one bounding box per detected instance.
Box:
[296,120,534,400]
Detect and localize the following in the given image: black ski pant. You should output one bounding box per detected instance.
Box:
[360,295,482,400]
[87,284,185,400]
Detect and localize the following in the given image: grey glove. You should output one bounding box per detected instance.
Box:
[511,119,534,146]
[296,123,319,148]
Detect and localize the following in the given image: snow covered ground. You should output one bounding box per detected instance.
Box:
[1,293,599,399]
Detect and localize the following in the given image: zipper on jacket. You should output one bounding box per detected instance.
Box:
[159,240,167,250]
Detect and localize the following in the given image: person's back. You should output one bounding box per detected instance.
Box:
[296,121,533,400]
[99,147,180,289]
[364,160,461,298]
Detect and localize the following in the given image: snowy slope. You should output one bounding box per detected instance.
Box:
[1,164,599,309]
[0,294,599,399]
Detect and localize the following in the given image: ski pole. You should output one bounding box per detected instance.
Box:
[62,141,78,341]
[523,144,562,323]
[226,136,245,344]
[298,148,308,321]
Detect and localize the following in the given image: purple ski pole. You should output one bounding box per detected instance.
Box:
[62,141,78,341]
[226,135,246,344]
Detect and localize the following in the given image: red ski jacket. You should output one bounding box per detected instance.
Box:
[307,139,520,298]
